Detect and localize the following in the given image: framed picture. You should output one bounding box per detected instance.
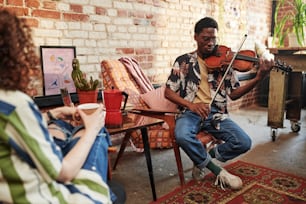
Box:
[40,46,76,96]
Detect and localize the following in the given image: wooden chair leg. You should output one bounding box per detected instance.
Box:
[172,141,185,186]
[168,116,219,186]
[108,158,112,180]
[164,115,186,186]
[107,146,117,180]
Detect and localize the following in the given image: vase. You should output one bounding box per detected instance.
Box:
[288,32,299,47]
[77,89,98,104]
[288,31,305,47]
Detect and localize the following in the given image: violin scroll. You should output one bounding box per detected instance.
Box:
[273,60,292,73]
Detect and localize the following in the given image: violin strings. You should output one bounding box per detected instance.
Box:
[209,34,248,107]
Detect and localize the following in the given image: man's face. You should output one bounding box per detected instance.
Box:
[194,27,218,57]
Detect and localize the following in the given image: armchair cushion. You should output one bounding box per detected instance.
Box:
[140,85,177,112]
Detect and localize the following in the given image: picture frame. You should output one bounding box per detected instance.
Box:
[40,46,76,96]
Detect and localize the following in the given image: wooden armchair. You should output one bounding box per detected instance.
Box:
[101,58,218,186]
[130,108,219,185]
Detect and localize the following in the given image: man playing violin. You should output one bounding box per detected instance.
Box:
[165,17,274,190]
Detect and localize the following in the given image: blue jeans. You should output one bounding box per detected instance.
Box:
[175,108,252,170]
[50,120,117,202]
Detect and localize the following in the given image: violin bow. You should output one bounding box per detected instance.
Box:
[209,34,248,107]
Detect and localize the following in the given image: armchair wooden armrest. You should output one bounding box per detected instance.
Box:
[131,107,177,113]
[130,108,178,135]
[130,108,178,142]
[130,108,177,118]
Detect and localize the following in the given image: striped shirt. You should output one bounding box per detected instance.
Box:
[0,90,111,204]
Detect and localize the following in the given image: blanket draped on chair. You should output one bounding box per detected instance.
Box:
[101,57,173,150]
[118,57,154,94]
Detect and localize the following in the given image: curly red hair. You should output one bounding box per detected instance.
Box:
[0,9,40,92]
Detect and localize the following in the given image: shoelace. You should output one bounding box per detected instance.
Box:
[215,175,227,191]
[199,169,205,177]
[192,167,205,180]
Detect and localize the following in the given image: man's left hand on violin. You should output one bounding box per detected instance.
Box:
[256,58,274,80]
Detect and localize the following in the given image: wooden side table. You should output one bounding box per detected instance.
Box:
[107,112,164,201]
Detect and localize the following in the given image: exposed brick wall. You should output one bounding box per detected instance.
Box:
[228,80,260,111]
[1,0,277,110]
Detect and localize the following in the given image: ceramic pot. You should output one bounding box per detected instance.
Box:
[77,89,98,104]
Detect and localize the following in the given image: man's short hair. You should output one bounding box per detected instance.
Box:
[194,17,218,34]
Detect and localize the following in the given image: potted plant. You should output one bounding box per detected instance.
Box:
[273,0,306,47]
[71,58,99,104]
[288,0,306,46]
[272,0,290,47]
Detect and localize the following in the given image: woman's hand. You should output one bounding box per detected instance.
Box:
[57,104,106,182]
[77,104,106,137]
[49,106,76,120]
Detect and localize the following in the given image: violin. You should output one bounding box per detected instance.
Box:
[204,45,260,72]
[204,45,292,74]
[205,43,292,107]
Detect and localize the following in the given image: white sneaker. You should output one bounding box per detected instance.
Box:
[215,169,243,190]
[192,166,205,181]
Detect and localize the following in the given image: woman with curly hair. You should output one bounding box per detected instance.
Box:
[0,9,113,204]
[0,10,39,92]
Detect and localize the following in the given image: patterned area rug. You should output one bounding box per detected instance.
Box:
[151,161,306,204]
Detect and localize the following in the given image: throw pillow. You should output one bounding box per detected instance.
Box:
[140,86,177,112]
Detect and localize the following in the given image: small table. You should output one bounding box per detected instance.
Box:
[107,112,164,201]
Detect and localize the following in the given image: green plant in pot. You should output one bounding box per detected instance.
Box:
[71,58,99,104]
[289,0,306,46]
[273,0,290,47]
[273,0,306,47]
